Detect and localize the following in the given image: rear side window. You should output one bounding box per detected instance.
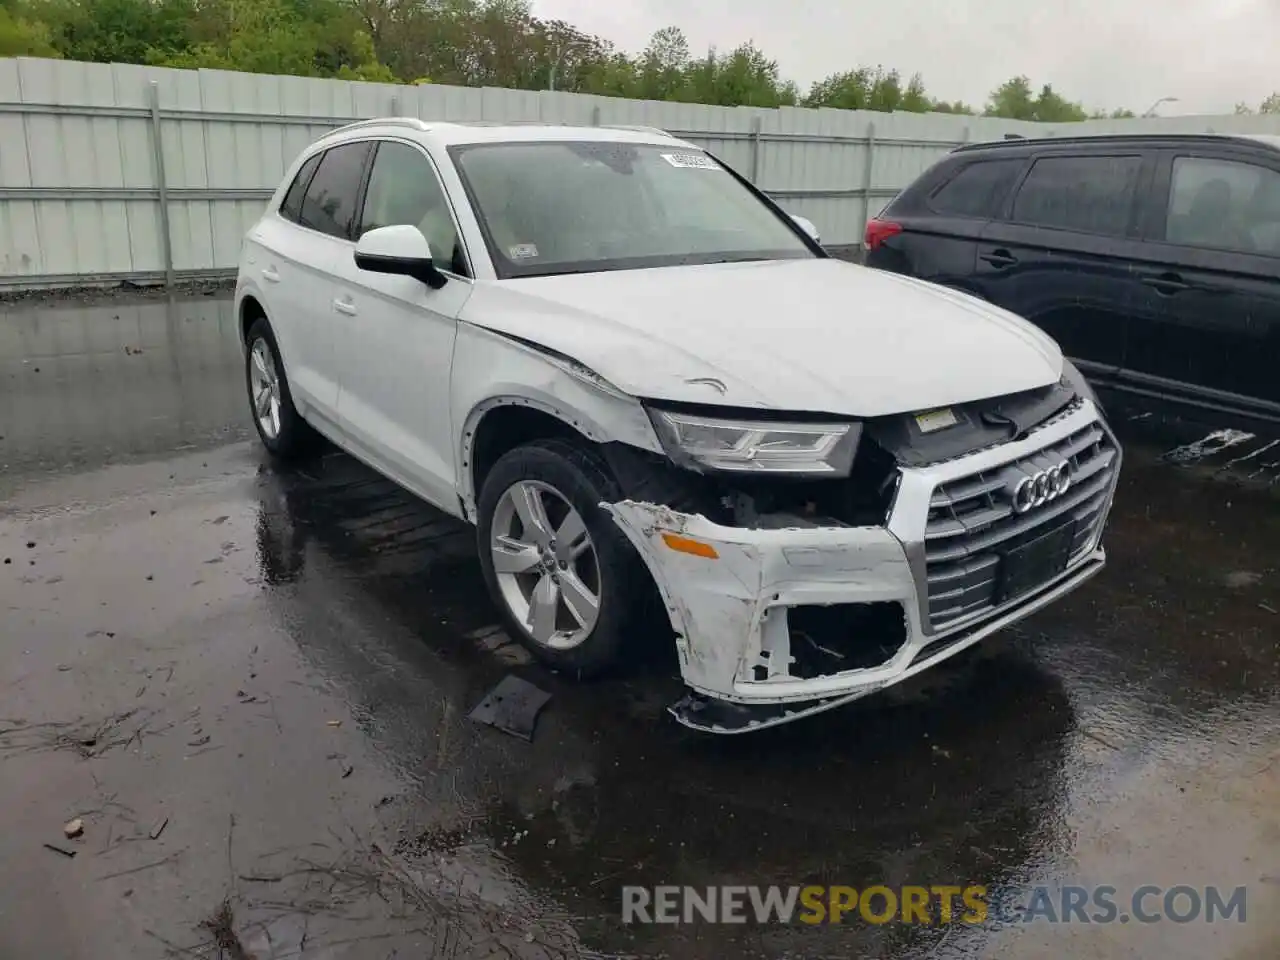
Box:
[928,159,1023,218]
[299,142,373,239]
[279,153,321,223]
[1165,156,1280,257]
[1011,155,1143,237]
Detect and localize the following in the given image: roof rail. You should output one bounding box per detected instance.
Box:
[320,117,433,140]
[600,124,676,139]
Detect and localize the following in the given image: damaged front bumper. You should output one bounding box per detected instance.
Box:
[604,399,1119,734]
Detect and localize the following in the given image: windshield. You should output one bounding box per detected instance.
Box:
[449,141,816,278]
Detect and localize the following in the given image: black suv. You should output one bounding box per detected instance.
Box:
[865,134,1280,432]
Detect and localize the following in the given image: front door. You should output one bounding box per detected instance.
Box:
[332,139,474,512]
[1125,150,1280,413]
[973,151,1153,379]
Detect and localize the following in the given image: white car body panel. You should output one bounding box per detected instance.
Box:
[460,259,1064,416]
[242,215,350,422]
[233,120,1119,733]
[329,255,474,511]
[450,322,665,521]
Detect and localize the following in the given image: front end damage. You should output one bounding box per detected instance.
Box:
[601,393,1121,734]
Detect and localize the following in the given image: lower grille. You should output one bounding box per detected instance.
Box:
[923,421,1117,628]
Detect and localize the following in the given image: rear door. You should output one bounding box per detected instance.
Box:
[254,141,373,425]
[244,152,325,409]
[868,154,1026,288]
[1125,147,1280,413]
[974,149,1156,374]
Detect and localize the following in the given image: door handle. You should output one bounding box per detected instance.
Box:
[980,249,1018,268]
[333,298,358,317]
[262,266,280,283]
[1141,273,1189,296]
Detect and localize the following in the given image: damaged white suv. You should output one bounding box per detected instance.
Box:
[236,119,1121,733]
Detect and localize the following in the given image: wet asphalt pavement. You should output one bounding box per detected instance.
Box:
[1,293,1278,960]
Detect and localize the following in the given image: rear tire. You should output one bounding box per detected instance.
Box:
[476,438,650,678]
[245,317,316,460]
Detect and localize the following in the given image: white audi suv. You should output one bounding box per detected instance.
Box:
[235,118,1121,733]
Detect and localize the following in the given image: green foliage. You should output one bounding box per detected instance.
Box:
[801,67,935,113]
[985,76,1087,122]
[1236,95,1280,115]
[0,6,60,56]
[8,0,1130,119]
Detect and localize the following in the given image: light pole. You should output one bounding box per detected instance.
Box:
[1142,96,1179,118]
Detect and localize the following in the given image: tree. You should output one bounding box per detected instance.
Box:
[803,66,931,113]
[930,99,975,115]
[32,0,194,64]
[985,76,1087,121]
[5,1,1140,118]
[636,26,688,100]
[986,75,1037,120]
[0,5,60,56]
[1090,107,1136,119]
[1261,93,1280,114]
[683,42,793,108]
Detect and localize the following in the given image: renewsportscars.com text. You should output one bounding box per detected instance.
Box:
[621,884,1248,926]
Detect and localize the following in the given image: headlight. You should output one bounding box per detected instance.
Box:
[648,408,862,476]
[1061,358,1101,408]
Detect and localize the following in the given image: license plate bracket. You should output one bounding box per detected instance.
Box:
[996,520,1077,603]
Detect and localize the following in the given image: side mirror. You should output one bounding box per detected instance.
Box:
[354,224,446,289]
[789,213,820,243]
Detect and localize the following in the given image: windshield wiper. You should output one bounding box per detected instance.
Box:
[677,255,774,266]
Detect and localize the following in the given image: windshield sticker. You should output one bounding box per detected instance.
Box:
[508,243,539,260]
[661,152,721,170]
[914,408,959,434]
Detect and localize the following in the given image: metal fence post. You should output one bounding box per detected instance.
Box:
[390,93,400,116]
[749,116,762,183]
[861,121,876,242]
[147,81,175,290]
[591,105,601,126]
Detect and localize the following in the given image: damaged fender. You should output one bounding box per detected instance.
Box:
[452,322,663,520]
[603,500,922,705]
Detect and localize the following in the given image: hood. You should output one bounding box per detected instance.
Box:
[459,259,1063,418]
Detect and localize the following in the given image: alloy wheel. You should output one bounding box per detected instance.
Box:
[249,337,283,440]
[490,480,601,650]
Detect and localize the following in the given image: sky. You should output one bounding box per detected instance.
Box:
[530,0,1278,116]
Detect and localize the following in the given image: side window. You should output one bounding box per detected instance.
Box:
[928,159,1023,218]
[299,142,372,239]
[359,142,464,274]
[1165,156,1280,257]
[279,153,321,223]
[1011,155,1143,237]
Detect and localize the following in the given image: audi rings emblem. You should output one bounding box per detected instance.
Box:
[1013,461,1071,514]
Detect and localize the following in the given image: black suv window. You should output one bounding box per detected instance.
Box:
[299,142,373,239]
[1165,156,1280,257]
[279,153,321,223]
[928,159,1023,218]
[1010,155,1143,237]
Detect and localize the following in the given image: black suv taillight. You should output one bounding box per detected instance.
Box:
[864,219,903,251]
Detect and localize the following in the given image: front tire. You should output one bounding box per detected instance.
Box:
[476,439,648,678]
[245,317,315,459]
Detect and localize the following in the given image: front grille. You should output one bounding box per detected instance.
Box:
[923,421,1117,628]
